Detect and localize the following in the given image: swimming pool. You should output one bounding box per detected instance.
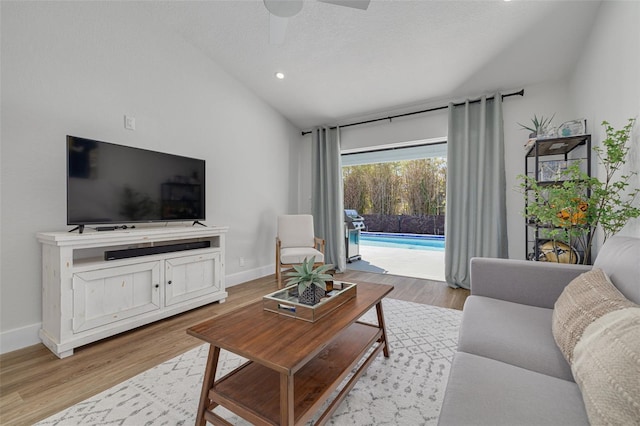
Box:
[359,232,445,251]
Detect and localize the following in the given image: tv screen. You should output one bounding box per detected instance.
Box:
[67,136,205,226]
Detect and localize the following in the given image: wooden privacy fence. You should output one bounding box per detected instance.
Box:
[361,214,445,235]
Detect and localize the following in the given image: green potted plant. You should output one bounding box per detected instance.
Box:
[520,163,592,263]
[285,256,334,306]
[589,118,640,241]
[518,113,556,138]
[519,118,640,264]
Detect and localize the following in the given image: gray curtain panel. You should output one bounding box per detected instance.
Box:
[312,126,347,272]
[445,94,508,289]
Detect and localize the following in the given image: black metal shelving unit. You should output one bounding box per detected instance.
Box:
[524,134,592,263]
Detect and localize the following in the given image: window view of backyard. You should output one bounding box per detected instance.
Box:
[343,157,447,282]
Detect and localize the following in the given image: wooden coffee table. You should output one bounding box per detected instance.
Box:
[187,281,394,426]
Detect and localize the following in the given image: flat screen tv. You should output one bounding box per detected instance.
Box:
[67,136,205,230]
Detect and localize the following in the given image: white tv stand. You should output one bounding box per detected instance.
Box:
[37,225,228,358]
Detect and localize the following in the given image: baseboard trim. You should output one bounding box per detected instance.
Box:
[1,268,276,355]
[226,264,274,287]
[0,322,42,355]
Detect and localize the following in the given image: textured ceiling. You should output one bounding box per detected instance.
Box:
[142,0,602,129]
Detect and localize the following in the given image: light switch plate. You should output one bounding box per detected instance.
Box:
[124,115,136,130]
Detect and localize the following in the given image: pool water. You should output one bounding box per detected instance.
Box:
[359,232,445,251]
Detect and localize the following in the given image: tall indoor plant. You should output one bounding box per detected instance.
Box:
[519,118,639,264]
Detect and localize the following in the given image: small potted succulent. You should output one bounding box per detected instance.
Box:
[285,256,334,306]
[518,113,556,138]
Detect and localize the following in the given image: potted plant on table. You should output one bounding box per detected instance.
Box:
[519,118,640,264]
[285,256,334,306]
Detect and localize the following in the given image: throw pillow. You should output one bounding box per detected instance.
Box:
[572,307,640,425]
[552,268,636,364]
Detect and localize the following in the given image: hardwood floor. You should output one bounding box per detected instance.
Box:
[0,271,469,425]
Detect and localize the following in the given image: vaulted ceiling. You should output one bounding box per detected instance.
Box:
[141,0,602,129]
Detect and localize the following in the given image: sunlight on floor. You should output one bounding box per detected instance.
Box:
[346,245,445,282]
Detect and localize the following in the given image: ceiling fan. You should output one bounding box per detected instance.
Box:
[264,0,371,45]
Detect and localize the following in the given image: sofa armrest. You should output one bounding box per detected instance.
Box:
[470,258,591,309]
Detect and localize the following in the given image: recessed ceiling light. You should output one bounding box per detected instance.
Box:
[275,72,285,80]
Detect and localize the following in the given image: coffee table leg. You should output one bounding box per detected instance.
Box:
[196,345,221,426]
[280,373,295,425]
[375,301,391,358]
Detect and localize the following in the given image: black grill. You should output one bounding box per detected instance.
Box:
[344,209,365,230]
[344,209,365,262]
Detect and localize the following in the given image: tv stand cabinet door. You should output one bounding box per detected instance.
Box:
[164,251,221,307]
[72,261,162,333]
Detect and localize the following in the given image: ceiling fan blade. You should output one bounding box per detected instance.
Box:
[318,0,370,10]
[269,14,289,45]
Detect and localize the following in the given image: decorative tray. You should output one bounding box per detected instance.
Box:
[263,281,357,322]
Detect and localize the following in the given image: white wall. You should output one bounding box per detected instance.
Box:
[296,1,640,260]
[0,2,298,352]
[568,0,640,246]
[340,108,449,151]
[297,84,577,261]
[498,1,640,257]
[503,80,574,259]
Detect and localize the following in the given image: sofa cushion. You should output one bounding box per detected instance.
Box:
[572,307,640,425]
[552,268,637,364]
[593,235,640,303]
[438,352,589,426]
[279,247,324,264]
[458,295,574,381]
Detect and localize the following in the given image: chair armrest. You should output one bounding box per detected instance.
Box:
[314,237,325,253]
[470,258,591,309]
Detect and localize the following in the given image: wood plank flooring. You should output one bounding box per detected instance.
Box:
[0,271,469,425]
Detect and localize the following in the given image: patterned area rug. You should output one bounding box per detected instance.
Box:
[37,298,462,425]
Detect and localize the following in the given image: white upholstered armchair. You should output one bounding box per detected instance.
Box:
[275,214,325,288]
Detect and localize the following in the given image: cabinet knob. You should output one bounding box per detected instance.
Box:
[155,284,159,288]
[167,280,172,285]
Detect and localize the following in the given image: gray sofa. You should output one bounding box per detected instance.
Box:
[438,235,640,425]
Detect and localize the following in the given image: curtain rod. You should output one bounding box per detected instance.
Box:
[301,89,524,136]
